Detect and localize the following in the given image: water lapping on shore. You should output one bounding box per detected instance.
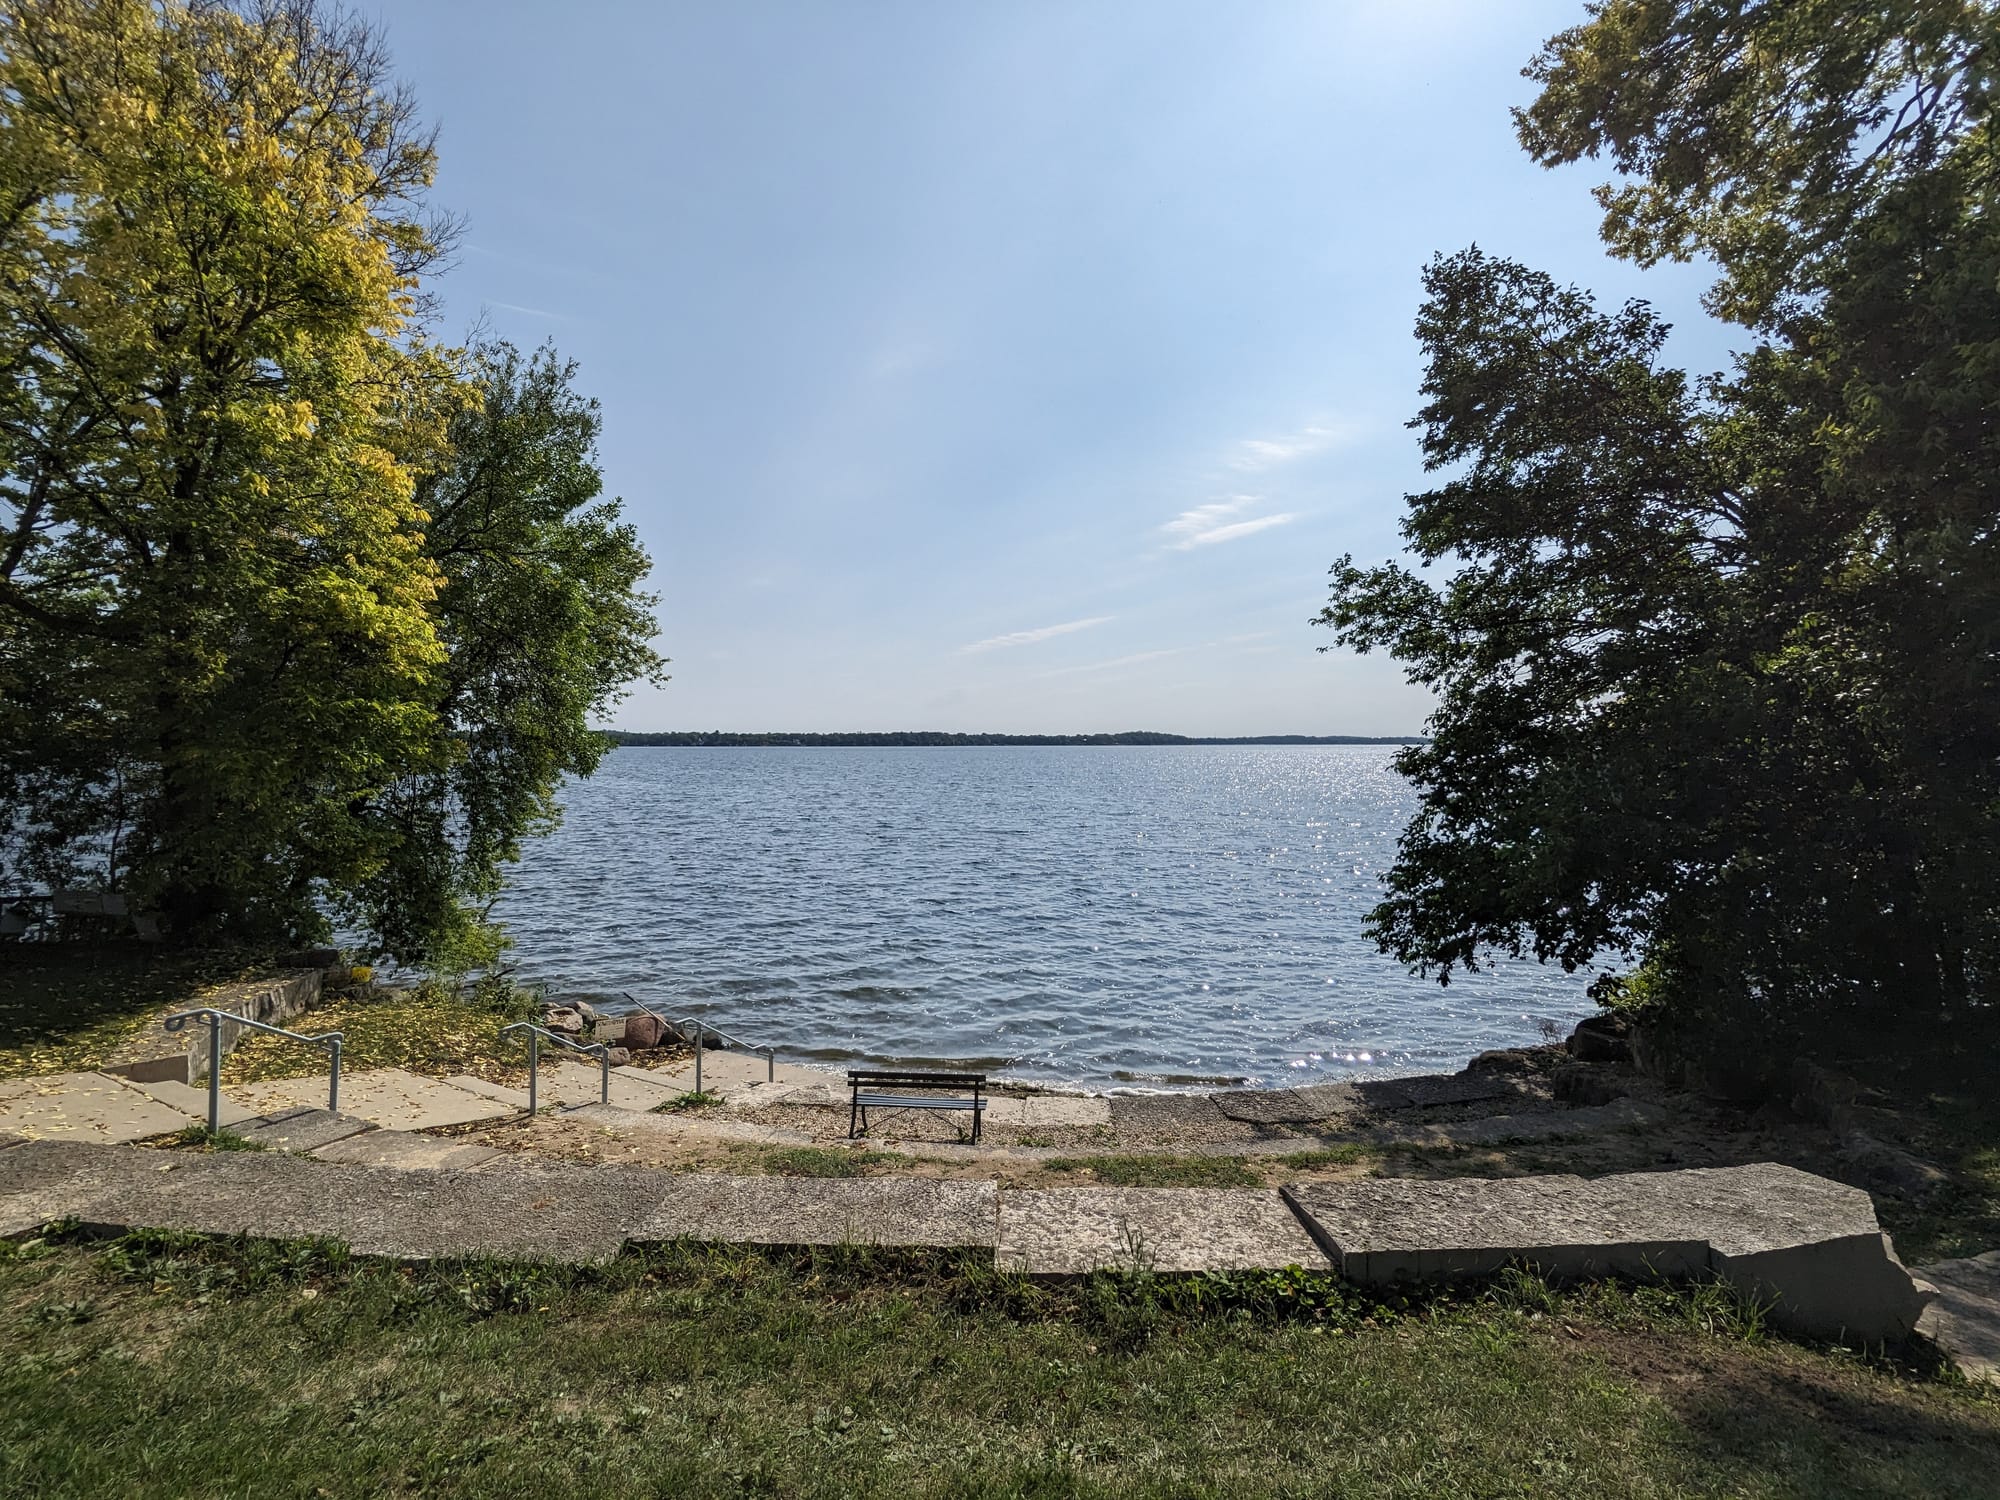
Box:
[492,745,1595,1089]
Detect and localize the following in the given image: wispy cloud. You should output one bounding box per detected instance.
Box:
[960,615,1113,654]
[1229,421,1349,472]
[1040,646,1193,678]
[1161,496,1298,550]
[487,299,571,322]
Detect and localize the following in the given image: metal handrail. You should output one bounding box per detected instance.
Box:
[621,992,777,1095]
[162,1008,343,1134]
[498,1021,610,1114]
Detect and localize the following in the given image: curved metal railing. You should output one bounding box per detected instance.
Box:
[162,1008,343,1134]
[498,1021,611,1114]
[621,991,776,1095]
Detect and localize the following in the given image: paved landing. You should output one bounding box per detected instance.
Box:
[0,1072,195,1145]
[226,1068,514,1131]
[996,1187,1330,1275]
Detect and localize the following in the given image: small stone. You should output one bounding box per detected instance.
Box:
[605,1047,632,1067]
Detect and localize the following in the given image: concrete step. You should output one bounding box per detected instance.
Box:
[443,1075,531,1107]
[116,1076,257,1127]
[0,1071,196,1144]
[310,1130,502,1171]
[225,1068,515,1131]
[229,1107,374,1153]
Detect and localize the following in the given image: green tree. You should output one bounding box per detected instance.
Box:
[0,0,662,960]
[1319,1,2000,1055]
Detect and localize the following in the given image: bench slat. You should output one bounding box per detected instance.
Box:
[852,1094,986,1111]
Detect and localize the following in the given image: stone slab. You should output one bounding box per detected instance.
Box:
[1212,1088,1314,1125]
[996,1187,1331,1275]
[226,1068,513,1130]
[1353,1073,1522,1112]
[310,1131,502,1171]
[986,1095,1112,1130]
[101,969,323,1085]
[1362,1098,1663,1147]
[1286,1162,1931,1340]
[116,1076,257,1127]
[49,1148,678,1264]
[633,1174,998,1248]
[228,1107,375,1153]
[1915,1250,2000,1384]
[1284,1174,1709,1284]
[0,1072,196,1145]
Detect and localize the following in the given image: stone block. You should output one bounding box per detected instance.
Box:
[633,1174,998,1249]
[228,1107,375,1153]
[996,1187,1331,1275]
[1915,1250,2000,1384]
[310,1131,501,1171]
[1106,1093,1231,1131]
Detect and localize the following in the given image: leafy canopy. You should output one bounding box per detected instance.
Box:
[1319,0,2000,1048]
[0,1,663,962]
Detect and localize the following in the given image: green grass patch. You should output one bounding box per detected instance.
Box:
[165,1125,267,1153]
[1044,1154,1264,1188]
[652,1090,722,1113]
[0,1230,1992,1498]
[758,1146,897,1178]
[1277,1143,1372,1169]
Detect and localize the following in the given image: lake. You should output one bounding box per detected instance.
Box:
[493,745,1595,1088]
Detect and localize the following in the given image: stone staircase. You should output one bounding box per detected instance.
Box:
[0,1050,833,1155]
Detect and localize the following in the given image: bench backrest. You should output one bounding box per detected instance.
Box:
[847,1069,987,1089]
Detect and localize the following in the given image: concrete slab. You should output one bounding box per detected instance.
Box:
[0,1072,196,1144]
[1286,1163,1931,1341]
[617,1052,829,1100]
[1604,1163,1931,1341]
[0,1077,39,1102]
[114,1076,257,1127]
[997,1187,1331,1275]
[226,1068,513,1130]
[310,1131,502,1171]
[633,1174,998,1248]
[442,1075,530,1107]
[1362,1098,1663,1147]
[228,1107,374,1153]
[1284,1175,1709,1284]
[0,1139,176,1234]
[987,1095,1112,1130]
[55,1150,679,1263]
[1915,1250,2000,1384]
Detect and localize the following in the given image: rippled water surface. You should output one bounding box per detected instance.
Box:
[494,746,1593,1087]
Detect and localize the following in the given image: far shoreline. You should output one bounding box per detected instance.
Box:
[602,731,1427,748]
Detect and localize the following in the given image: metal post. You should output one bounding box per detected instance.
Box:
[527,1030,539,1115]
[766,1047,775,1083]
[598,1046,609,1105]
[327,1038,341,1112]
[694,1026,703,1095]
[207,1017,222,1133]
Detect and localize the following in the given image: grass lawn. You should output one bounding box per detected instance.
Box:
[1,1229,1994,1499]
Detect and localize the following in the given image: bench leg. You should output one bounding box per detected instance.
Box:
[849,1092,859,1139]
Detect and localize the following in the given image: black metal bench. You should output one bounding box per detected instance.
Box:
[847,1069,988,1142]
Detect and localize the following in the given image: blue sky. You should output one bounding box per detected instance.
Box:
[385,0,1735,736]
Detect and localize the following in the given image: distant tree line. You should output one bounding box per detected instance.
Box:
[602,732,1424,748]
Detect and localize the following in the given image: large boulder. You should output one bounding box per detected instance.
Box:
[541,1007,586,1036]
[622,1013,667,1051]
[1566,1013,1632,1065]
